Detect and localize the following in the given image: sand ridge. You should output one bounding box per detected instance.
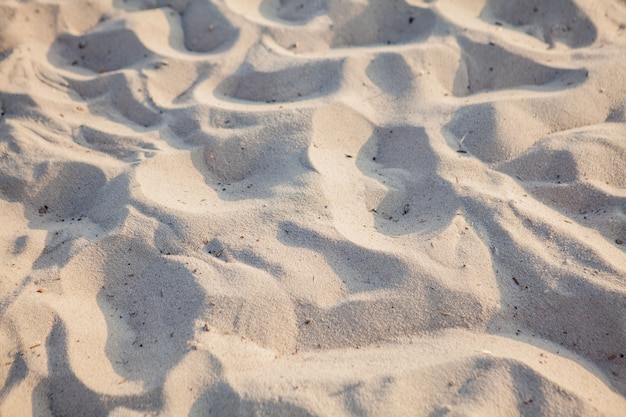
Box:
[1,0,625,415]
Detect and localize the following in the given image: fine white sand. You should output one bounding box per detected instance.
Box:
[1,0,626,415]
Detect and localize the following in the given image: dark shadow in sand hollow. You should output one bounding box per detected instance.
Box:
[355,124,459,237]
[32,319,162,417]
[190,380,316,417]
[96,233,205,388]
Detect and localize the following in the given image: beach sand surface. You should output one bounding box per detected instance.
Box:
[1,0,625,415]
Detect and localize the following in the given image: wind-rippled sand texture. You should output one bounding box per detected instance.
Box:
[1,0,625,416]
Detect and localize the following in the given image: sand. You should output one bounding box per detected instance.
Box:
[1,0,625,415]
